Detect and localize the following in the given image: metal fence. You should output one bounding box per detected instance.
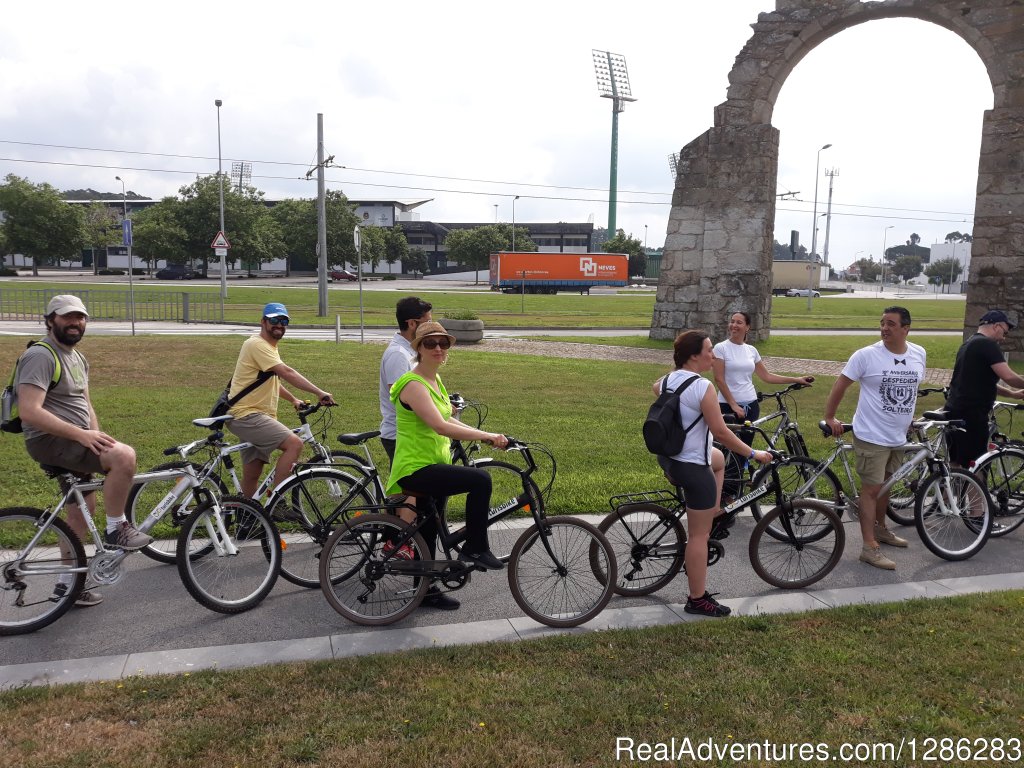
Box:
[0,288,222,323]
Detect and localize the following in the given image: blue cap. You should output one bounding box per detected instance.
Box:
[980,309,1015,330]
[262,302,289,319]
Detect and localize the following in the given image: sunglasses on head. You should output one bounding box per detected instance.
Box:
[420,337,451,350]
[265,316,289,326]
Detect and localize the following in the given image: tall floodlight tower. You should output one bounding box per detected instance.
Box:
[592,50,636,236]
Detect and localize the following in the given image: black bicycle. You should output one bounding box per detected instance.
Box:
[318,439,616,628]
[597,452,844,594]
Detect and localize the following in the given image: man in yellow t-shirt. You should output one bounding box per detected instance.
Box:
[227,302,335,497]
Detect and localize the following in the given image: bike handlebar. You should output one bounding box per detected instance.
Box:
[757,381,812,402]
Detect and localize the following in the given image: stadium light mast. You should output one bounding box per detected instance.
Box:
[592,49,636,237]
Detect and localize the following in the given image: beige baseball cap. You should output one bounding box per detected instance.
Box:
[45,295,90,317]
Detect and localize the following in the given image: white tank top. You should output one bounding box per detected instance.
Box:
[662,369,712,465]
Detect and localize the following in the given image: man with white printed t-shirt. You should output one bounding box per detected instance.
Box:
[823,306,926,570]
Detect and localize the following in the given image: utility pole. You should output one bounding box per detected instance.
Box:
[822,168,838,271]
[316,114,328,316]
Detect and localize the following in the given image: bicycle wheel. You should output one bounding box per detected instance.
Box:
[266,468,375,589]
[596,504,684,596]
[127,462,228,564]
[749,456,842,540]
[748,499,844,589]
[974,447,1024,537]
[327,450,385,502]
[177,496,280,613]
[914,469,993,561]
[442,460,541,562]
[884,463,927,526]
[508,517,615,628]
[0,508,86,636]
[319,513,429,626]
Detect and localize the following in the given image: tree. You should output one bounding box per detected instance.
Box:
[382,226,409,270]
[851,256,881,283]
[444,224,536,284]
[944,231,972,244]
[404,248,428,276]
[269,190,359,273]
[0,174,84,275]
[80,201,120,273]
[602,230,645,277]
[772,238,808,261]
[358,225,386,272]
[892,255,922,283]
[175,176,283,272]
[131,198,187,271]
[925,257,963,288]
[885,232,930,265]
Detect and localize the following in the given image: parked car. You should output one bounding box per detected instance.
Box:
[155,264,202,280]
[786,288,821,298]
[329,269,358,282]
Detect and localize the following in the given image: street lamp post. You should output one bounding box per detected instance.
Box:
[879,225,894,294]
[808,143,831,310]
[592,50,637,235]
[215,99,227,304]
[114,176,136,336]
[493,204,498,224]
[511,195,520,252]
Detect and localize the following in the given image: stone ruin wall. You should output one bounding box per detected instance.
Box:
[652,0,1024,359]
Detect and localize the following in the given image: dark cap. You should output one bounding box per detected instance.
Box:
[980,310,1015,330]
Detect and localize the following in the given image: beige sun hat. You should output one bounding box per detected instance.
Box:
[412,321,456,351]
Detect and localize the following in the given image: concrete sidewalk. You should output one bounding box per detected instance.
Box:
[3,571,1022,689]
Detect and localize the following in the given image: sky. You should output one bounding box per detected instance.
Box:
[0,1,992,271]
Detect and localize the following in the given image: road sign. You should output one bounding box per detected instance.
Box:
[215,247,227,257]
[122,219,133,247]
[211,231,231,249]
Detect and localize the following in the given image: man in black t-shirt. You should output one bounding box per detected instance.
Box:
[944,309,1024,466]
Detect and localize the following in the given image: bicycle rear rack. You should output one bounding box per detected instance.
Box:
[608,489,679,511]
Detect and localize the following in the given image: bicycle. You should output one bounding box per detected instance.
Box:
[0,463,281,635]
[972,401,1024,537]
[128,405,374,588]
[807,416,993,561]
[597,452,845,593]
[318,438,616,628]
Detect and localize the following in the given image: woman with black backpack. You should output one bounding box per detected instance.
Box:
[653,330,772,617]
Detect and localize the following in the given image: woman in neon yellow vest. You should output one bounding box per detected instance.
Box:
[387,321,509,571]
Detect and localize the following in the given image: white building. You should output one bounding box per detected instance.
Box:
[928,240,972,294]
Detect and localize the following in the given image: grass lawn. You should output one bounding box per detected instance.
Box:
[1,593,1022,767]
[1,280,972,329]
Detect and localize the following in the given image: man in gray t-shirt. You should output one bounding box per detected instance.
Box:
[379,297,432,462]
[15,295,152,606]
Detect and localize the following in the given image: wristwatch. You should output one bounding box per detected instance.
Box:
[748,449,756,460]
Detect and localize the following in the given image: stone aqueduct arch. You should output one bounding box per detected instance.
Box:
[651,0,1023,359]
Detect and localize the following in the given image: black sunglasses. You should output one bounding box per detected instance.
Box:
[420,337,451,350]
[265,316,289,326]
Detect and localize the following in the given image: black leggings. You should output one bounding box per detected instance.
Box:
[398,463,492,553]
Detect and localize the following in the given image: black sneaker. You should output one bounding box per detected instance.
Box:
[422,587,460,610]
[459,549,505,571]
[684,591,732,617]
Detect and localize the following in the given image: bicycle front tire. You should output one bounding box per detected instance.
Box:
[177,496,280,613]
[319,513,430,626]
[974,447,1024,537]
[596,503,684,596]
[266,468,375,589]
[0,507,86,636]
[748,499,844,589]
[128,461,228,565]
[508,517,615,628]
[750,456,842,540]
[914,469,993,560]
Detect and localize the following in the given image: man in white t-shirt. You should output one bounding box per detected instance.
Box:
[379,297,432,462]
[823,306,926,569]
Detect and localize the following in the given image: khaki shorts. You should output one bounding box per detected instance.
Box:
[852,436,905,486]
[226,413,294,465]
[25,433,103,476]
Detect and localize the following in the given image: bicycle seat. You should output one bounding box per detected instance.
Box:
[38,463,91,480]
[193,415,234,429]
[398,487,431,499]
[921,409,949,420]
[338,430,381,446]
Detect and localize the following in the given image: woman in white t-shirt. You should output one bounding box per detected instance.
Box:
[653,330,772,618]
[712,311,814,432]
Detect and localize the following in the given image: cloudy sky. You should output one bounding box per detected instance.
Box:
[0,1,991,270]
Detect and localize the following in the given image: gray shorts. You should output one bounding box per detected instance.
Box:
[25,433,103,477]
[657,457,717,509]
[226,413,294,465]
